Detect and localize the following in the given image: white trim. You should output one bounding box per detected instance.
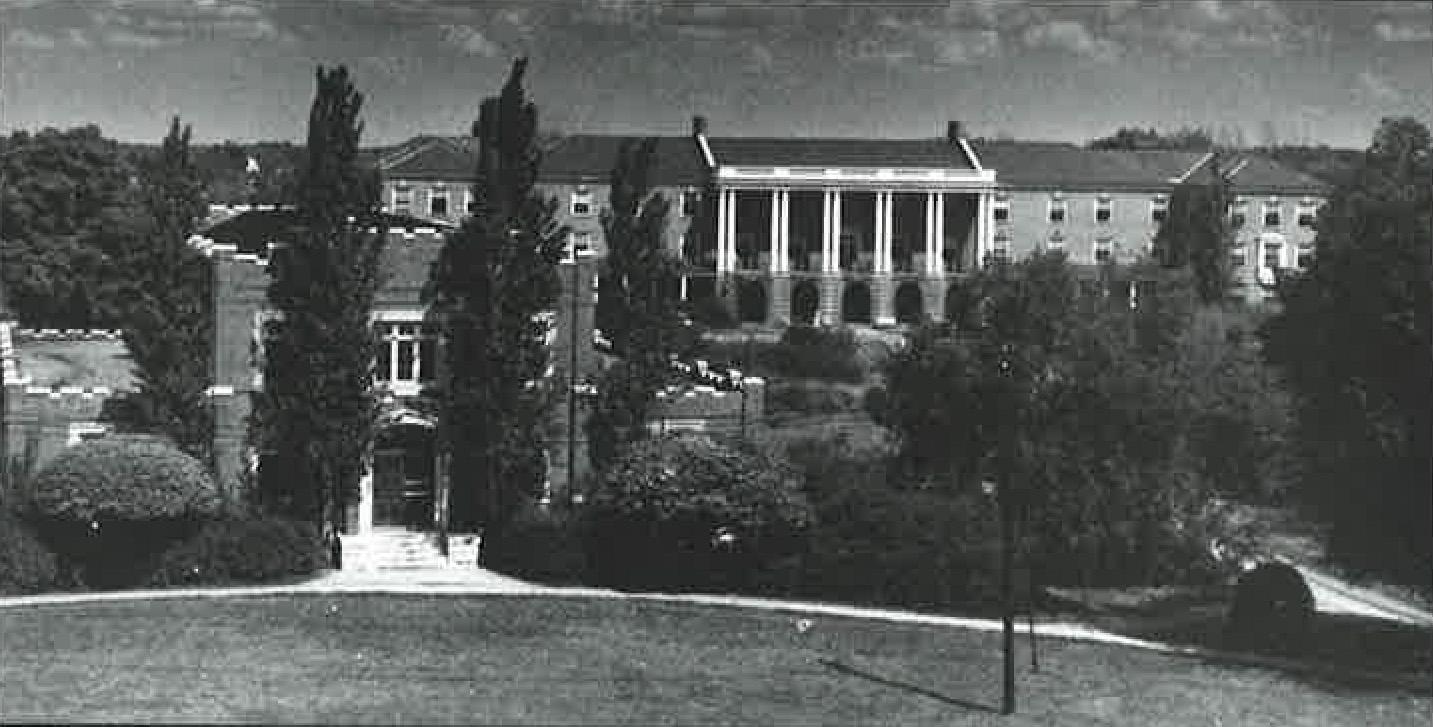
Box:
[957,138,984,173]
[716,166,995,189]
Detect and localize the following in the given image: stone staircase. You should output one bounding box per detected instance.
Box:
[339,529,482,571]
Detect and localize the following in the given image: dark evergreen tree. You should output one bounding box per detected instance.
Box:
[426,58,567,532]
[114,117,214,464]
[1262,117,1433,591]
[254,66,385,532]
[1153,155,1234,304]
[587,138,692,469]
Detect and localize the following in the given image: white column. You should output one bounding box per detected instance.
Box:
[358,469,373,534]
[876,191,893,274]
[923,192,936,275]
[778,189,791,273]
[975,191,990,268]
[830,190,843,273]
[716,188,729,273]
[768,189,781,273]
[933,192,946,275]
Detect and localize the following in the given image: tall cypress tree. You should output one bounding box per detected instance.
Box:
[1152,154,1234,304]
[116,117,213,464]
[255,66,384,532]
[427,58,567,532]
[587,138,689,469]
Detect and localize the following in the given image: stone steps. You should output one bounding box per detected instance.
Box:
[340,530,482,571]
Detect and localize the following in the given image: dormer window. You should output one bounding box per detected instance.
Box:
[570,187,595,217]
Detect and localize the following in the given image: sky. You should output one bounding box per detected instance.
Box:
[1,0,1430,149]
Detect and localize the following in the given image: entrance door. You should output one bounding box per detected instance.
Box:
[372,425,435,530]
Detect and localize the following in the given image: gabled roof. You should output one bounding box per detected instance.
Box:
[1184,155,1328,196]
[542,135,707,186]
[378,134,708,187]
[707,137,976,169]
[970,141,1207,190]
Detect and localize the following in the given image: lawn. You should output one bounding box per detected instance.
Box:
[1,595,1427,725]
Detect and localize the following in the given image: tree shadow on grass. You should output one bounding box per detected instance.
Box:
[817,657,1000,714]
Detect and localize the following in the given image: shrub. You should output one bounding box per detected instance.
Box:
[767,325,865,382]
[0,508,61,595]
[483,507,589,585]
[29,435,223,588]
[688,295,736,329]
[765,381,859,415]
[1225,561,1315,653]
[147,517,328,587]
[585,433,813,591]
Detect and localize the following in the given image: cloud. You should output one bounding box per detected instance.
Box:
[1374,21,1433,42]
[1357,70,1405,104]
[81,1,290,47]
[6,27,58,50]
[102,27,180,49]
[440,24,502,57]
[932,30,1003,65]
[1102,0,1323,56]
[1022,19,1122,62]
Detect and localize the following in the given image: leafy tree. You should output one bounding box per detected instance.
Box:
[254,66,385,533]
[113,117,214,463]
[426,58,568,532]
[0,126,141,327]
[587,138,691,469]
[1262,117,1433,590]
[1087,126,1215,151]
[1152,155,1235,304]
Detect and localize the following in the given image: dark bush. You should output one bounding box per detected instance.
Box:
[147,517,328,587]
[29,435,223,588]
[765,381,859,415]
[688,294,736,329]
[483,507,589,585]
[0,508,61,594]
[767,325,865,382]
[585,433,813,591]
[1225,561,1315,653]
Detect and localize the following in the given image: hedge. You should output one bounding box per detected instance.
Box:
[147,517,328,587]
[0,508,61,595]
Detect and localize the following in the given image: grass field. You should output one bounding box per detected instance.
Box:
[1,594,1427,725]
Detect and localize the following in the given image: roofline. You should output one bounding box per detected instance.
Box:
[957,137,984,173]
[696,132,717,171]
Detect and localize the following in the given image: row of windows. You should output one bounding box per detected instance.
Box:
[993,198,1317,228]
[988,234,1312,269]
[569,188,702,218]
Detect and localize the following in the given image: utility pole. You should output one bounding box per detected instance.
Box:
[566,247,580,507]
[997,342,1016,716]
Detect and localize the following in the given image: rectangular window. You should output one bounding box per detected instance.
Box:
[1231,244,1247,267]
[1263,242,1283,270]
[375,322,436,386]
[1151,198,1169,224]
[430,193,449,217]
[1296,246,1313,268]
[1231,212,1246,228]
[993,204,1010,223]
[1297,205,1317,228]
[988,233,1011,264]
[1095,201,1111,223]
[1264,201,1282,227]
[393,184,413,213]
[1093,237,1113,264]
[1046,230,1065,252]
[1048,200,1066,223]
[570,188,595,217]
[681,190,701,217]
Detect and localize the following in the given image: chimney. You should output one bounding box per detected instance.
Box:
[692,115,708,137]
[947,120,964,144]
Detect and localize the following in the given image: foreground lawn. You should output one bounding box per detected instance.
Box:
[1,595,1427,725]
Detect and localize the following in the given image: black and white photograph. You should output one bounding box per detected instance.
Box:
[0,1,1429,723]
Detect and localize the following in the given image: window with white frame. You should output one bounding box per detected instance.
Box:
[1046,228,1065,252]
[429,187,449,217]
[1048,196,1066,223]
[570,187,595,216]
[1230,198,1248,228]
[1296,202,1317,228]
[1262,240,1283,270]
[464,190,477,214]
[1093,236,1113,264]
[1230,242,1247,267]
[1263,200,1282,227]
[375,321,436,387]
[568,230,595,259]
[67,422,110,446]
[393,183,413,213]
[1094,197,1112,223]
[1296,244,1313,268]
[988,231,1012,264]
[1150,195,1169,224]
[992,199,1010,223]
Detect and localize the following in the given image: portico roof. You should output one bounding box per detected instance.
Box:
[707,137,978,170]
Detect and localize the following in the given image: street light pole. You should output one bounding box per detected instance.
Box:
[997,343,1016,716]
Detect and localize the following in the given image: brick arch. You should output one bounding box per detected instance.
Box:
[894,282,924,325]
[791,280,820,326]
